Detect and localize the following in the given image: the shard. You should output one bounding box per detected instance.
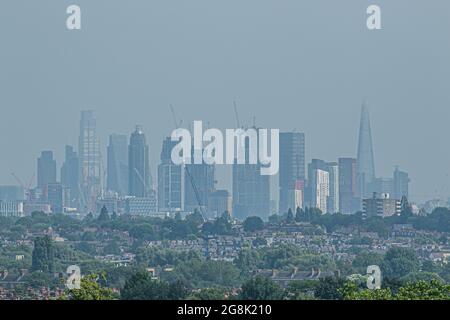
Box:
[356,104,376,198]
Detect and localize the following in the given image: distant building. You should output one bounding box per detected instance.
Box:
[46,183,69,214]
[279,132,305,214]
[207,190,232,218]
[0,201,24,217]
[363,193,401,217]
[24,202,51,215]
[158,137,184,212]
[37,151,56,189]
[325,162,339,214]
[129,126,151,197]
[393,167,410,200]
[61,145,79,207]
[356,104,376,198]
[311,169,329,214]
[372,178,394,195]
[338,158,360,214]
[78,111,102,213]
[125,196,157,216]
[107,134,128,196]
[0,186,25,201]
[232,130,270,220]
[184,146,215,213]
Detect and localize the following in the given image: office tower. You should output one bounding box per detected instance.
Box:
[207,190,232,218]
[61,145,79,206]
[311,169,329,214]
[78,110,102,212]
[128,126,151,197]
[46,183,69,214]
[279,132,306,213]
[338,158,359,214]
[184,145,215,213]
[107,134,128,196]
[37,151,57,189]
[325,162,339,214]
[356,104,376,198]
[373,178,394,196]
[158,137,184,212]
[232,131,270,220]
[393,167,410,200]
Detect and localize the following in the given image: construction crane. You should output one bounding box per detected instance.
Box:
[170,104,183,129]
[11,173,35,199]
[233,101,241,128]
[169,105,207,220]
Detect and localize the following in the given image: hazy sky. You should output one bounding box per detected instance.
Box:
[1,0,450,203]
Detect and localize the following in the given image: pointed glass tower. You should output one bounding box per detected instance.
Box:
[356,104,376,198]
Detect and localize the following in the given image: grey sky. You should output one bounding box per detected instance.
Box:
[1,0,449,202]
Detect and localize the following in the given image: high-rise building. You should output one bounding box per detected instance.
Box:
[325,162,339,214]
[107,134,128,196]
[78,110,102,213]
[61,145,79,207]
[393,167,410,200]
[207,190,232,218]
[184,145,215,213]
[232,131,270,220]
[356,104,376,198]
[279,132,305,214]
[373,178,394,196]
[37,151,57,189]
[338,158,359,214]
[128,126,151,197]
[311,168,329,214]
[158,137,184,212]
[46,183,69,214]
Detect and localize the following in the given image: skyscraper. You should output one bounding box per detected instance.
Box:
[393,167,410,200]
[37,151,57,189]
[325,162,339,214]
[107,134,128,196]
[158,137,184,212]
[311,169,329,214]
[78,110,101,212]
[356,104,376,198]
[279,132,305,214]
[232,131,270,220]
[338,157,359,214]
[184,145,215,214]
[61,145,79,206]
[128,126,151,197]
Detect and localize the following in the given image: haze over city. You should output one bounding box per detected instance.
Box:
[1,0,450,202]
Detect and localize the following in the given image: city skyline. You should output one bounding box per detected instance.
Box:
[2,1,450,202]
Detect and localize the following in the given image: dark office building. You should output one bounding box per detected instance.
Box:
[158,137,184,212]
[185,146,215,213]
[107,134,129,196]
[128,126,151,197]
[338,158,360,214]
[37,151,57,189]
[61,145,79,206]
[279,132,305,214]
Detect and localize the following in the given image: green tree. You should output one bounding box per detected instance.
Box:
[243,216,264,233]
[66,274,115,300]
[98,206,110,221]
[121,272,187,300]
[314,277,345,300]
[31,236,55,273]
[240,276,285,300]
[381,247,420,279]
